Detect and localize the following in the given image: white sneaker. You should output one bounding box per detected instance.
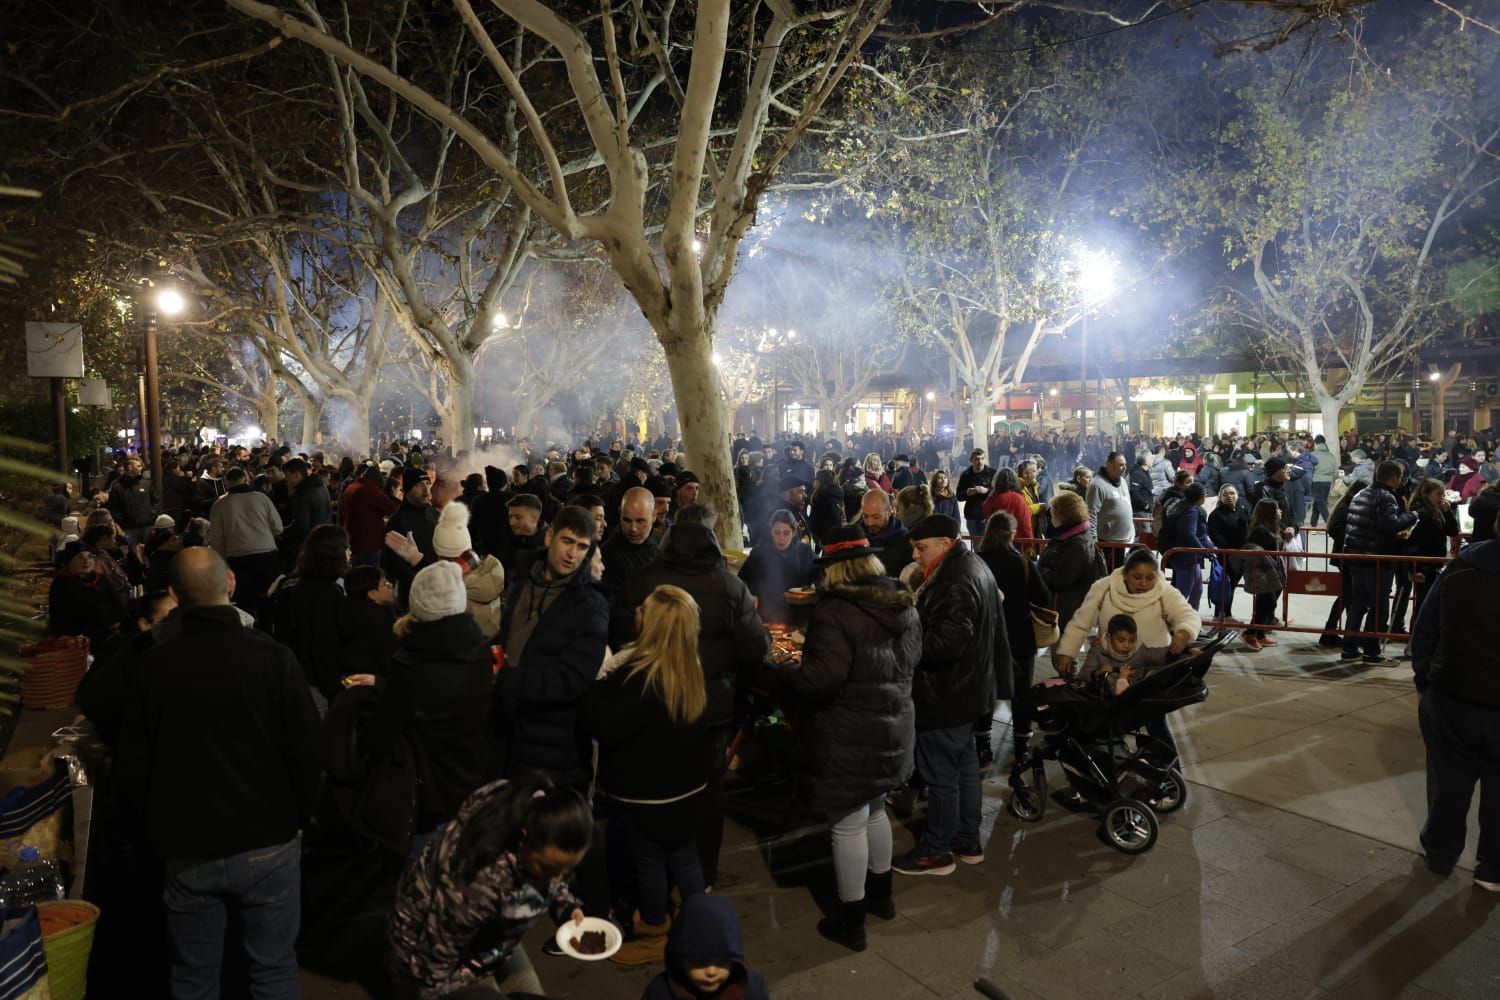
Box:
[1476,878,1500,893]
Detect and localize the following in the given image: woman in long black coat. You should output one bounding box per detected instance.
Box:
[977,511,1052,768]
[776,525,920,952]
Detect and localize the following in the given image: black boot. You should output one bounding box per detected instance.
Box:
[817,900,868,952]
[865,870,895,921]
[975,732,994,769]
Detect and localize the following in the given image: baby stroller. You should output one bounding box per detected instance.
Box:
[1006,632,1233,854]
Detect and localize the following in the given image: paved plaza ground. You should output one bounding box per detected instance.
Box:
[7,587,1495,999]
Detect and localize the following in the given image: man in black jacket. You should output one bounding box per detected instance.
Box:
[1340,461,1418,666]
[116,547,320,998]
[626,505,770,887]
[1128,455,1155,515]
[602,486,659,648]
[493,505,608,792]
[280,458,332,560]
[385,468,439,611]
[956,450,994,539]
[894,514,1007,877]
[1410,515,1500,891]
[107,457,158,546]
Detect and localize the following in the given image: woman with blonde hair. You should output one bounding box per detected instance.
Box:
[896,483,934,529]
[862,453,893,494]
[581,584,713,965]
[775,524,921,951]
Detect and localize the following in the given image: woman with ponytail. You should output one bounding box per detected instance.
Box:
[387,774,593,998]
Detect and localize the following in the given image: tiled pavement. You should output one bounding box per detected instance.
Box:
[300,621,1499,999]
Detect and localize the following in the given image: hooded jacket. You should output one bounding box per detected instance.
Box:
[1411,540,1500,708]
[627,523,770,727]
[1312,442,1339,484]
[780,577,920,811]
[913,544,1007,728]
[1148,456,1174,497]
[1128,464,1154,514]
[1037,520,1100,632]
[642,894,770,1000]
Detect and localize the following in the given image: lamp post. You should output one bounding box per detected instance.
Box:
[145,287,185,492]
[1072,247,1116,460]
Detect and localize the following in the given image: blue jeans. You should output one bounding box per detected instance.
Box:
[162,835,301,1000]
[1342,566,1390,658]
[627,809,703,927]
[1167,552,1202,609]
[914,723,981,855]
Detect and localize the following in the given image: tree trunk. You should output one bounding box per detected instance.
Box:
[300,395,324,454]
[969,394,994,466]
[256,391,279,443]
[514,399,539,444]
[443,358,477,456]
[1318,394,1342,442]
[662,322,740,551]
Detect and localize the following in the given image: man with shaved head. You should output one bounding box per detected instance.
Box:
[116,545,320,997]
[602,486,661,647]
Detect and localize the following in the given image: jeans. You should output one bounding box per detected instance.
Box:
[914,723,981,855]
[226,551,282,622]
[1248,591,1279,640]
[965,519,985,540]
[1419,690,1500,882]
[162,835,301,1000]
[627,808,704,927]
[1167,553,1202,609]
[1310,482,1332,526]
[1342,566,1390,658]
[829,797,893,903]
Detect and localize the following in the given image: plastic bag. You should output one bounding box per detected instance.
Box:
[1285,531,1306,572]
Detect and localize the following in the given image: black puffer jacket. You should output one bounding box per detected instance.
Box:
[493,559,608,787]
[1344,480,1417,556]
[913,544,1007,729]
[627,523,770,727]
[780,578,920,812]
[1470,486,1500,544]
[365,613,495,830]
[808,484,847,543]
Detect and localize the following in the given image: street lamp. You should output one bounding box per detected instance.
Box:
[1071,246,1117,454]
[142,284,187,491]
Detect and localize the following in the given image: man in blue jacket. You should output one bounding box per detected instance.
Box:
[1410,509,1500,892]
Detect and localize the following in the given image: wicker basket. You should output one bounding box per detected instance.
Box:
[17,637,90,710]
[37,900,99,1000]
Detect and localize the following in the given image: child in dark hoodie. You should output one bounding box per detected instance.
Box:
[641,895,769,1000]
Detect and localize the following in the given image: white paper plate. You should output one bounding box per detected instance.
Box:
[553,916,623,961]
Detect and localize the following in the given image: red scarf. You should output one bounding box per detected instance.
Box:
[445,551,480,576]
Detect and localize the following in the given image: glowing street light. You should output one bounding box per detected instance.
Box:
[1428,370,1442,382]
[492,311,511,330]
[925,391,936,401]
[156,288,186,316]
[712,351,723,366]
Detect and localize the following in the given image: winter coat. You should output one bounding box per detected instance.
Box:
[107,475,156,530]
[642,894,770,1000]
[1058,568,1202,661]
[779,577,920,812]
[808,484,847,543]
[1128,466,1154,514]
[601,531,659,649]
[115,605,320,861]
[337,596,396,680]
[1405,506,1458,559]
[862,517,913,579]
[458,553,506,638]
[387,780,582,998]
[1037,520,1100,634]
[1149,458,1174,498]
[47,572,126,649]
[1470,486,1500,544]
[1167,503,1213,553]
[260,575,350,702]
[365,613,495,830]
[1221,463,1255,500]
[1412,539,1500,708]
[626,523,769,728]
[284,477,333,555]
[341,478,400,554]
[1243,525,1286,595]
[737,541,820,625]
[1196,460,1221,495]
[978,546,1052,662]
[493,559,608,786]
[581,652,714,803]
[1207,500,1250,553]
[1343,481,1418,557]
[385,501,439,608]
[1249,477,1294,528]
[1312,443,1339,483]
[981,488,1035,541]
[956,466,995,523]
[913,544,1007,728]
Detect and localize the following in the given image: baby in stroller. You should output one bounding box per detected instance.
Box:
[1008,632,1231,853]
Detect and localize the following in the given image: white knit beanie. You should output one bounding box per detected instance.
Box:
[409,561,467,622]
[433,501,472,558]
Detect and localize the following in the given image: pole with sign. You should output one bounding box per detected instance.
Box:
[25,322,85,473]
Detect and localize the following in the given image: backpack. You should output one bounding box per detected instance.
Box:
[1152,493,1185,552]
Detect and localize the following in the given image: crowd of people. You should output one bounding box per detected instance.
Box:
[34,417,1500,998]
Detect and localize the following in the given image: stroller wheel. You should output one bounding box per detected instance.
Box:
[1151,768,1187,814]
[1009,785,1045,822]
[1101,799,1158,854]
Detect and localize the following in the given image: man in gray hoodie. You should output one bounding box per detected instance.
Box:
[1310,435,1339,526]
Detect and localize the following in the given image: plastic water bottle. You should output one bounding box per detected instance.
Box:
[0,846,66,907]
